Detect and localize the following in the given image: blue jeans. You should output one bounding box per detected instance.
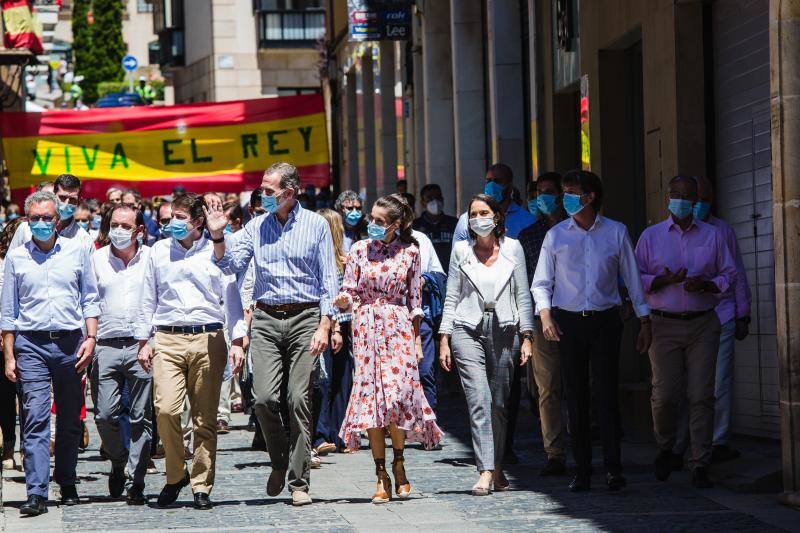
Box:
[313,323,354,450]
[713,320,736,445]
[16,331,83,498]
[419,319,438,412]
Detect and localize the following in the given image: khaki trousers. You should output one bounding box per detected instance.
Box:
[528,319,566,460]
[649,311,720,469]
[153,330,227,493]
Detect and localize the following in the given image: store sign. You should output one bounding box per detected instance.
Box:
[348,0,411,41]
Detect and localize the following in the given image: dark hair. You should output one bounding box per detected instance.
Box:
[419,184,442,199]
[75,202,91,213]
[562,169,603,210]
[265,162,300,192]
[467,193,506,241]
[396,179,407,187]
[536,172,563,192]
[54,173,82,193]
[96,203,144,247]
[0,217,25,259]
[157,201,172,220]
[172,193,207,228]
[668,175,699,191]
[375,193,418,247]
[224,200,243,222]
[401,192,415,209]
[35,180,53,191]
[123,188,142,204]
[487,163,513,183]
[249,190,262,209]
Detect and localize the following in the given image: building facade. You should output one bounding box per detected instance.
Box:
[151,0,324,103]
[324,0,800,502]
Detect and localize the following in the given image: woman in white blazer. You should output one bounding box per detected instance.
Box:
[439,193,534,496]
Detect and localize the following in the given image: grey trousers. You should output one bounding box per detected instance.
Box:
[451,312,517,472]
[251,307,319,493]
[94,338,153,487]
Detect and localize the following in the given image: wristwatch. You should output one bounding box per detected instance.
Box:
[522,332,534,342]
[211,235,225,244]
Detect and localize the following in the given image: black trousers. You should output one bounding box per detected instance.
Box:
[0,370,17,449]
[556,309,623,476]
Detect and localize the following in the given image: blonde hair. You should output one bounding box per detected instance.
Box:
[318,208,347,273]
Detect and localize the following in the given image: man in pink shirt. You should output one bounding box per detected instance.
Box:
[635,176,738,489]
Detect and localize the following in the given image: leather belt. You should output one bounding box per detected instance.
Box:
[20,329,81,339]
[651,309,713,321]
[554,308,615,318]
[97,336,136,345]
[156,323,223,334]
[256,301,318,315]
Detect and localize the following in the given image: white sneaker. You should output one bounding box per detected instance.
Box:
[310,450,321,469]
[292,490,312,506]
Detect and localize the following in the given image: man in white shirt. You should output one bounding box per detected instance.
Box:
[135,193,247,510]
[9,174,95,253]
[92,203,152,505]
[1,190,100,516]
[532,169,651,493]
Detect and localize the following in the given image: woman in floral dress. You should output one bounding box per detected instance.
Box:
[334,194,442,504]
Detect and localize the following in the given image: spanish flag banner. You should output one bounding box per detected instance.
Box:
[1,95,330,205]
[2,0,44,55]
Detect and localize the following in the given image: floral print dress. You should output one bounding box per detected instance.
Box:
[338,238,442,451]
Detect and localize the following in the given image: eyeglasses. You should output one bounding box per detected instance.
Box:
[110,223,136,230]
[29,215,56,223]
[343,205,361,212]
[158,217,172,225]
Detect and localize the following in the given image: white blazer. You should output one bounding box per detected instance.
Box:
[439,237,534,335]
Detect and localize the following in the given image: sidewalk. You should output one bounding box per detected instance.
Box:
[1,393,798,532]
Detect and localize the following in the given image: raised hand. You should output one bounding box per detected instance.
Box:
[202,203,228,237]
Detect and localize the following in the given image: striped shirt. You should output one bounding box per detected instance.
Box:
[216,202,339,317]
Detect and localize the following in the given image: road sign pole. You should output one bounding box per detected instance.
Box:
[129,72,134,95]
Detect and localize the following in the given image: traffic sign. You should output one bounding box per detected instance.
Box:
[122,55,138,72]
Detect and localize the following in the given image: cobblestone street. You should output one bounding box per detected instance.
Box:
[2,396,798,532]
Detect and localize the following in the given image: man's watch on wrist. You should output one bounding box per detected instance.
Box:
[211,235,225,244]
[522,332,534,342]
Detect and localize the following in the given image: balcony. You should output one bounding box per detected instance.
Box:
[256,9,325,48]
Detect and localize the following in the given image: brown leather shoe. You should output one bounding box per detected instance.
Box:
[184,446,193,460]
[391,449,411,499]
[80,422,89,450]
[372,458,391,504]
[216,420,230,435]
[266,468,286,497]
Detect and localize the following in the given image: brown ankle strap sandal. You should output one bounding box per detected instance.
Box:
[372,458,391,504]
[391,448,411,499]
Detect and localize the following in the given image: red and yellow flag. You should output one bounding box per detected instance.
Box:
[1,95,330,205]
[2,0,44,55]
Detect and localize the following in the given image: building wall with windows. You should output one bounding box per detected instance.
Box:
[122,0,159,70]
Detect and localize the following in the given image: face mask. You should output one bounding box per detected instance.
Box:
[160,222,173,237]
[261,192,283,214]
[563,193,586,217]
[169,219,190,240]
[0,216,7,224]
[144,209,152,218]
[137,233,144,246]
[92,214,102,229]
[8,213,18,220]
[425,200,442,216]
[224,224,233,234]
[693,201,711,221]
[536,193,559,215]
[668,198,693,220]
[58,202,76,219]
[484,181,505,203]
[77,221,89,231]
[109,227,134,250]
[527,200,540,218]
[30,220,55,241]
[367,222,388,241]
[344,209,363,227]
[469,216,496,237]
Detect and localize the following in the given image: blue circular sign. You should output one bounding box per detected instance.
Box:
[122,55,138,71]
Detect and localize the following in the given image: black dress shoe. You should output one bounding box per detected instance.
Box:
[157,471,190,508]
[568,474,591,492]
[109,465,126,498]
[606,472,627,491]
[691,467,714,489]
[60,484,80,506]
[193,492,213,510]
[540,457,567,476]
[20,495,48,516]
[654,450,672,481]
[126,483,147,505]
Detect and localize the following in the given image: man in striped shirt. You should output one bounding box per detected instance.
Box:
[208,162,338,507]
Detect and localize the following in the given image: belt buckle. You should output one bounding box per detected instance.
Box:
[48,331,60,339]
[581,310,592,317]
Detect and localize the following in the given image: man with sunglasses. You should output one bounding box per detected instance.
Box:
[1,190,100,516]
[9,174,94,253]
[207,162,338,507]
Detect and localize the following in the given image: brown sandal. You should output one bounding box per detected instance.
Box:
[392,448,411,499]
[372,458,391,504]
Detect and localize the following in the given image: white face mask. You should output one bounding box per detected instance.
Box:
[469,216,496,237]
[426,200,442,216]
[109,227,135,250]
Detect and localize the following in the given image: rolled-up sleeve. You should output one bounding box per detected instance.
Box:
[215,217,256,275]
[711,232,737,295]
[79,249,101,319]
[134,252,158,340]
[316,223,339,317]
[0,258,18,331]
[531,232,556,311]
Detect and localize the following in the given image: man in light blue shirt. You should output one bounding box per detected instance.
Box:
[208,162,338,507]
[452,163,538,243]
[1,190,100,516]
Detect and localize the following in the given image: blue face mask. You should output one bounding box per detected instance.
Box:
[261,192,283,214]
[527,200,540,219]
[30,220,55,241]
[668,198,693,220]
[58,202,76,219]
[536,193,559,215]
[693,201,711,221]
[0,216,6,224]
[92,214,102,229]
[8,213,19,220]
[484,181,505,203]
[563,193,586,217]
[144,209,152,218]
[344,209,363,227]
[77,221,89,231]
[169,219,190,240]
[224,224,233,234]
[367,222,387,241]
[160,223,173,238]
